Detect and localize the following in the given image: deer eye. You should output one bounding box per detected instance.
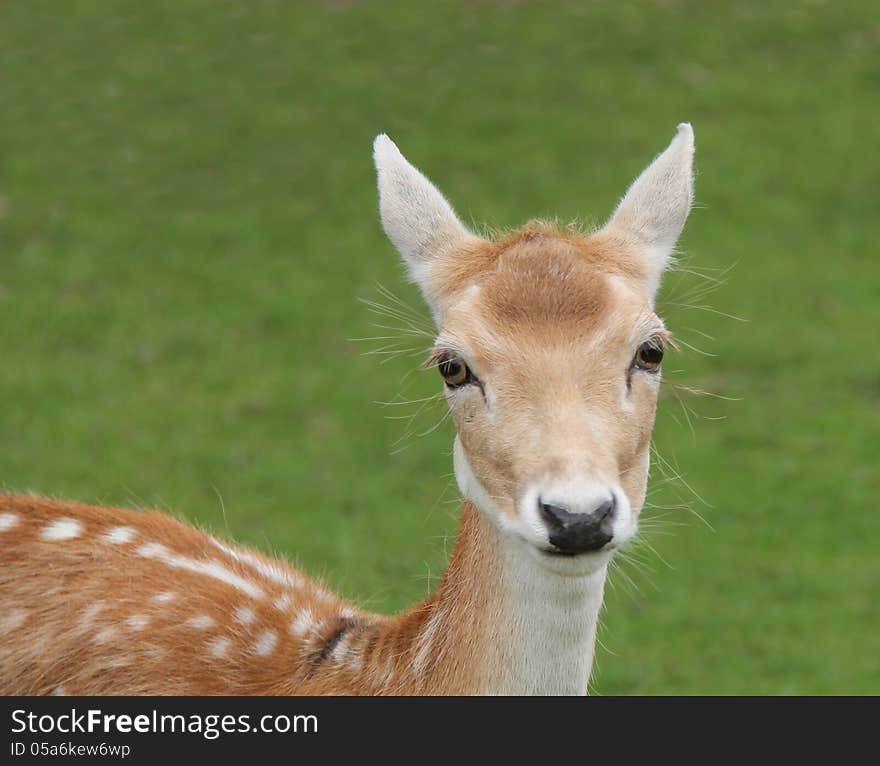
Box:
[633,341,664,372]
[437,354,471,387]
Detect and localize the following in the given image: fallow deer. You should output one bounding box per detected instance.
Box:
[0,124,696,695]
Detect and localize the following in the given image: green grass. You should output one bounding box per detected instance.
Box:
[1,1,878,694]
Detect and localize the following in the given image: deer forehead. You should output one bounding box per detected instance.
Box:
[436,232,656,372]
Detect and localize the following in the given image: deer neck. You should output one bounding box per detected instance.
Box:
[402,500,607,695]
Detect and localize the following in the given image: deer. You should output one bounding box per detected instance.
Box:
[0,124,695,695]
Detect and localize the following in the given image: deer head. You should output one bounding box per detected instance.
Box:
[374,125,694,575]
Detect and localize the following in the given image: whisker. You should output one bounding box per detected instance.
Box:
[674,337,717,358]
[673,384,742,402]
[664,303,748,322]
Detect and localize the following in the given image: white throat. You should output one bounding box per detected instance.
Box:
[453,438,608,695]
[486,533,607,695]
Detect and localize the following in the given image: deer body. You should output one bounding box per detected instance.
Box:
[0,125,696,695]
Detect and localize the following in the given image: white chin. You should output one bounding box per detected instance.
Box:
[525,541,615,576]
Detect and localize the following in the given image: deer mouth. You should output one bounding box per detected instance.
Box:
[542,544,612,558]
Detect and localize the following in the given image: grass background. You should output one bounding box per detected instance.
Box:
[1,1,877,694]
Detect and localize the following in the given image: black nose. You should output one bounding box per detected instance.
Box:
[539,496,616,554]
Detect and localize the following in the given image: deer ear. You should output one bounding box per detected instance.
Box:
[602,123,695,301]
[373,134,475,298]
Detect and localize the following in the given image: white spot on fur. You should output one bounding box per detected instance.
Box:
[103,526,137,544]
[253,630,278,656]
[126,614,149,631]
[412,608,443,675]
[0,513,20,532]
[148,646,166,660]
[94,626,117,643]
[137,542,168,558]
[300,620,326,650]
[274,593,292,611]
[312,588,334,605]
[331,634,362,673]
[290,608,315,638]
[79,601,105,630]
[186,614,215,630]
[137,542,265,599]
[208,636,231,659]
[330,633,354,665]
[211,537,303,589]
[0,608,27,634]
[152,591,176,604]
[234,606,255,625]
[41,518,83,541]
[51,686,68,696]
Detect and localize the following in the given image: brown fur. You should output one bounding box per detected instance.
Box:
[0,494,504,695]
[428,222,646,313]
